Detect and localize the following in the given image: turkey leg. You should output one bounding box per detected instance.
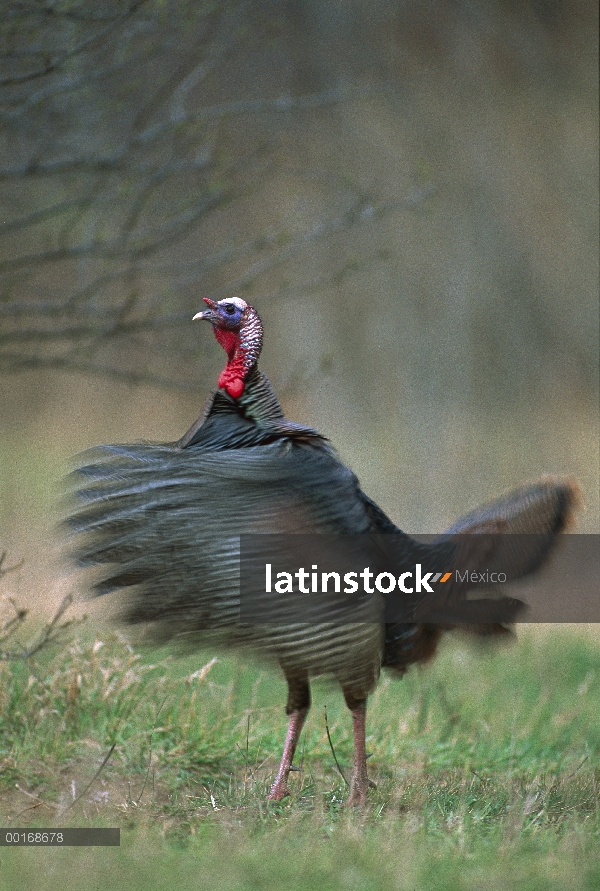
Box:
[267,673,310,800]
[344,695,370,807]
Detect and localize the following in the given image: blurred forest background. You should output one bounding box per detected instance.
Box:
[0,0,597,613]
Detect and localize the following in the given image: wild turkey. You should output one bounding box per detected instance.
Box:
[66,297,580,806]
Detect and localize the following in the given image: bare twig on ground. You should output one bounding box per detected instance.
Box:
[0,590,81,661]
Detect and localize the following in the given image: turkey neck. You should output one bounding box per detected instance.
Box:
[233,366,285,424]
[176,366,284,449]
[202,365,286,425]
[176,365,328,451]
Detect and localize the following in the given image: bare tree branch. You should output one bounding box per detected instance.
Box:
[0,1,150,87]
[0,2,417,392]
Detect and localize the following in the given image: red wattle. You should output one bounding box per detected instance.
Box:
[213,325,252,398]
[226,378,244,398]
[218,368,244,398]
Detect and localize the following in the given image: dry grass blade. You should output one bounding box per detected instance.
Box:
[58,743,117,816]
[135,695,168,805]
[324,705,348,788]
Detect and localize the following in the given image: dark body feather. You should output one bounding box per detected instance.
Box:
[68,369,452,701]
[66,355,580,804]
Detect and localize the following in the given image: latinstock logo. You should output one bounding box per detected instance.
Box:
[264,563,456,595]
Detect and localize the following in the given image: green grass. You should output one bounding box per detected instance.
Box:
[0,628,598,890]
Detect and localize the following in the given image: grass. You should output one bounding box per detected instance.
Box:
[0,626,598,890]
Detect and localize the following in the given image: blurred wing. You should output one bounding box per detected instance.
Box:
[424,475,582,621]
[383,476,582,673]
[442,475,581,536]
[64,439,386,680]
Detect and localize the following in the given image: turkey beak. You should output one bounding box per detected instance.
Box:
[193,297,218,322]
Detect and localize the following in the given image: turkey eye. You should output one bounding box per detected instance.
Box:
[224,305,235,315]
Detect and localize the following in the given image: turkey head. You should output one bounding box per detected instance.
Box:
[194,297,263,399]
